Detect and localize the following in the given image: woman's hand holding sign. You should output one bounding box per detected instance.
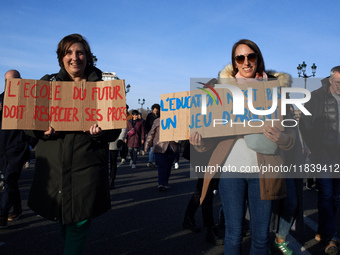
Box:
[263,125,289,146]
[189,131,205,147]
[44,126,58,137]
[89,124,102,135]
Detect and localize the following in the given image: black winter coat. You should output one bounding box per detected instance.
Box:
[26,67,120,224]
[145,112,159,134]
[300,77,340,160]
[0,92,36,173]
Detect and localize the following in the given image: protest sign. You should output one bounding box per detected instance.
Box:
[160,80,286,142]
[2,78,127,131]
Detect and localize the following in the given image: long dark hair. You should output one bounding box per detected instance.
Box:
[231,39,265,77]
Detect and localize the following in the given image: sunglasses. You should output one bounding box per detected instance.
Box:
[234,53,258,64]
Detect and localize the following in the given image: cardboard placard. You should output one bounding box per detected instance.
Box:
[160,80,285,142]
[2,78,127,131]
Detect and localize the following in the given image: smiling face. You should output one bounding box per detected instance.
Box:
[62,42,87,81]
[330,72,340,96]
[234,44,258,78]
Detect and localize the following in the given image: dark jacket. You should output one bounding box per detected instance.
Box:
[0,92,32,172]
[145,112,159,134]
[299,77,340,160]
[26,67,120,224]
[126,119,145,148]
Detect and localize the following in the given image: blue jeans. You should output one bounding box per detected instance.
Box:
[316,178,340,241]
[148,146,155,163]
[174,150,180,164]
[128,147,138,164]
[314,152,340,241]
[276,178,298,240]
[219,177,272,255]
[155,148,175,185]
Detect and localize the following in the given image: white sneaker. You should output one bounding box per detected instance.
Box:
[174,162,179,169]
[141,150,145,156]
[131,164,136,169]
[147,162,154,168]
[129,161,133,166]
[117,159,126,167]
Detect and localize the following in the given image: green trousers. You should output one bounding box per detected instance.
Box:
[60,219,92,255]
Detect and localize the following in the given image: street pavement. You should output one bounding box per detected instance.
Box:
[0,153,334,255]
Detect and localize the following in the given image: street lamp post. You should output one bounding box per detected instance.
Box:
[138,98,145,110]
[297,61,317,89]
[125,84,131,94]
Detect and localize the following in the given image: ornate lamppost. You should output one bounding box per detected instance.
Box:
[138,98,145,110]
[297,61,317,89]
[125,84,131,94]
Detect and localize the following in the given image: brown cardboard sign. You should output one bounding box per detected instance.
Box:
[2,78,127,131]
[160,80,286,142]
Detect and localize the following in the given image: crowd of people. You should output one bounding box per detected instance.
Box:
[0,34,339,255]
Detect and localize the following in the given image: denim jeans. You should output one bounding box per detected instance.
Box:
[219,177,272,255]
[109,150,119,181]
[155,147,175,185]
[148,146,155,163]
[128,147,138,164]
[174,150,180,164]
[315,152,340,241]
[316,178,340,241]
[276,178,298,240]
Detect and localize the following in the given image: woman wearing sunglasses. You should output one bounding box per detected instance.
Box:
[191,39,297,255]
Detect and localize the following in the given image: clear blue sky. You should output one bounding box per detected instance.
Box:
[0,0,338,110]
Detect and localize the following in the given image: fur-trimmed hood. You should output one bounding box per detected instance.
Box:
[218,64,292,87]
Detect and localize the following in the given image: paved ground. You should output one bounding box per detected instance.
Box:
[0,153,335,255]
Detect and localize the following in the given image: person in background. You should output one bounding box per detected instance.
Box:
[294,113,314,191]
[117,105,131,167]
[173,144,180,169]
[125,110,144,169]
[0,70,37,228]
[109,128,127,189]
[0,88,4,191]
[145,103,160,168]
[300,66,340,255]
[182,80,225,246]
[25,34,120,254]
[137,112,145,156]
[271,129,304,255]
[145,118,179,191]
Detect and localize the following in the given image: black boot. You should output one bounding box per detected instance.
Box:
[182,216,200,233]
[110,180,115,190]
